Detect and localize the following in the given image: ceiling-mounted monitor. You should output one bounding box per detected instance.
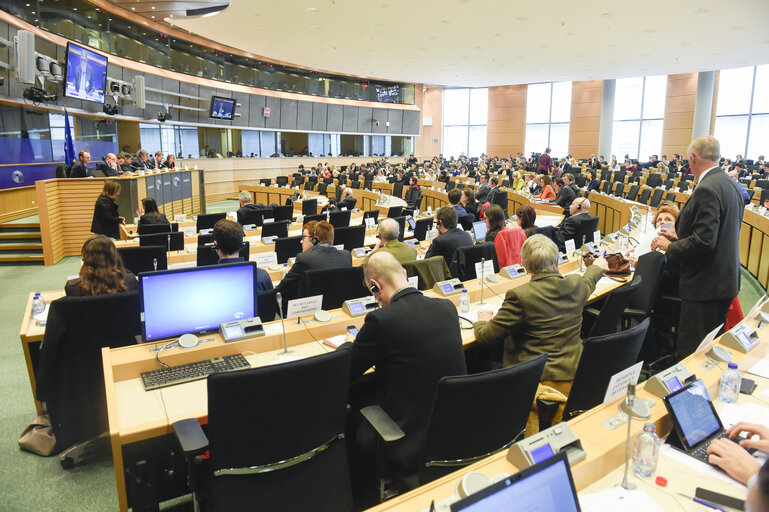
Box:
[209,96,236,120]
[375,85,400,103]
[64,42,107,104]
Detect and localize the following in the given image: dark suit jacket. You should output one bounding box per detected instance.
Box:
[69,161,92,178]
[474,183,490,202]
[219,257,274,292]
[335,196,357,211]
[555,185,576,209]
[587,179,600,192]
[343,287,467,470]
[425,227,473,266]
[65,271,138,296]
[90,196,121,239]
[556,212,589,249]
[275,244,352,301]
[236,203,269,225]
[666,167,744,301]
[486,186,501,205]
[138,213,169,231]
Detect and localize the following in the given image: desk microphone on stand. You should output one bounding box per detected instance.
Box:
[620,382,637,490]
[276,292,292,355]
[479,257,486,305]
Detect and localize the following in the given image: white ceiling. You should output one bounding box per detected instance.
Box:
[170,0,769,87]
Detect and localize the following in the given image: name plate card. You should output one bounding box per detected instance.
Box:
[603,361,644,405]
[286,295,323,320]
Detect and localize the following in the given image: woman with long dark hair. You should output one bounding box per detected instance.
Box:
[90,180,124,239]
[65,235,137,296]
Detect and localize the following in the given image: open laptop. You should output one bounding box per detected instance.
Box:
[472,220,488,243]
[450,451,580,512]
[663,379,751,465]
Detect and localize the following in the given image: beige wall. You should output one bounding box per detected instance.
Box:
[661,73,698,157]
[486,85,527,157]
[568,80,603,159]
[416,87,443,159]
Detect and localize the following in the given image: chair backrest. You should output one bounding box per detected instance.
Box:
[328,210,351,228]
[392,216,407,242]
[196,212,226,232]
[401,257,452,290]
[756,179,769,191]
[317,183,327,196]
[629,251,666,314]
[362,210,379,225]
[663,179,675,190]
[350,180,360,189]
[458,213,475,232]
[445,181,456,191]
[302,198,318,216]
[637,188,651,205]
[574,175,587,188]
[665,192,678,202]
[304,182,315,191]
[137,222,176,236]
[626,184,639,201]
[392,182,404,198]
[530,225,559,245]
[364,179,373,190]
[678,180,690,192]
[55,164,69,178]
[207,350,353,512]
[259,178,272,186]
[413,217,434,242]
[303,213,325,224]
[276,176,288,186]
[563,319,649,420]
[572,216,600,248]
[239,209,264,227]
[256,288,279,322]
[613,183,625,197]
[600,181,612,194]
[275,235,302,264]
[198,233,214,245]
[272,205,294,222]
[139,231,184,251]
[492,191,508,213]
[333,224,366,251]
[262,220,290,239]
[387,205,404,218]
[649,188,664,208]
[494,227,527,268]
[419,354,547,485]
[681,174,694,182]
[646,174,662,188]
[324,177,334,185]
[196,242,250,267]
[449,242,499,281]
[298,267,368,310]
[36,292,142,451]
[117,245,167,275]
[614,171,626,183]
[586,276,643,338]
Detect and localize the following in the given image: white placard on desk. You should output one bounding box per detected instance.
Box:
[263,217,274,224]
[365,217,376,227]
[407,276,418,289]
[748,359,769,379]
[693,322,725,356]
[182,226,196,238]
[593,231,601,245]
[334,244,345,251]
[254,252,278,268]
[341,207,347,211]
[474,259,495,278]
[760,206,767,215]
[565,239,576,254]
[227,211,237,221]
[602,361,643,405]
[286,295,323,320]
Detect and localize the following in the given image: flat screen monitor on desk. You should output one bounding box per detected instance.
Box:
[139,262,257,341]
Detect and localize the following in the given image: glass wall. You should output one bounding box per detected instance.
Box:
[442,88,488,158]
[714,65,769,160]
[611,76,666,160]
[524,82,572,158]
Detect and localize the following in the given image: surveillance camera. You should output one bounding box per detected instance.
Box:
[375,120,380,126]
[103,103,119,116]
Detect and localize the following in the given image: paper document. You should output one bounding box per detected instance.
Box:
[748,359,769,379]
[33,303,50,323]
[579,487,664,512]
[719,403,769,436]
[323,334,347,349]
[693,323,725,356]
[459,304,502,323]
[630,230,657,257]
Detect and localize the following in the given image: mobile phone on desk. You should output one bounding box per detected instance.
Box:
[740,378,757,395]
[695,488,744,510]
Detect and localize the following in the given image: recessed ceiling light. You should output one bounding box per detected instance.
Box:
[601,12,614,18]
[151,15,155,18]
[305,7,318,12]
[695,8,709,14]
[515,16,527,22]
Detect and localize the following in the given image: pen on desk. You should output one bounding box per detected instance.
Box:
[677,493,727,512]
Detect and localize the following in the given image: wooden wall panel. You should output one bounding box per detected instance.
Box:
[662,73,697,158]
[569,80,602,159]
[486,85,526,157]
[0,185,36,223]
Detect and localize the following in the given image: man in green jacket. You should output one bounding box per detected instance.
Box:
[474,234,607,395]
[364,218,417,264]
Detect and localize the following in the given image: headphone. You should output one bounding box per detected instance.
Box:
[311,224,320,246]
[369,281,380,294]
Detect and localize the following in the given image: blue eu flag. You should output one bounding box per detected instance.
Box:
[63,109,76,166]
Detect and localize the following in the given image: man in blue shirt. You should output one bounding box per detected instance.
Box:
[447,188,467,216]
[213,219,273,292]
[729,170,751,205]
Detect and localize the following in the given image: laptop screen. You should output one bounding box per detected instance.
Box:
[664,379,722,449]
[451,452,580,512]
[473,220,488,241]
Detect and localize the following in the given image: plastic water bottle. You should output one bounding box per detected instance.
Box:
[632,423,660,477]
[32,293,45,315]
[459,289,470,314]
[719,363,741,403]
[281,263,289,279]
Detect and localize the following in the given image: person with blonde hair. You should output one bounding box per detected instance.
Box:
[90,180,124,239]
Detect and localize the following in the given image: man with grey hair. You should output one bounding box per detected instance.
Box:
[728,170,751,204]
[652,135,744,358]
[236,189,268,225]
[102,152,119,177]
[474,234,607,394]
[133,149,151,170]
[365,218,416,264]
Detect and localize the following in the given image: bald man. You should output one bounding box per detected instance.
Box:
[556,197,591,251]
[342,251,466,488]
[364,218,417,264]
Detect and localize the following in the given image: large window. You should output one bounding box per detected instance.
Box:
[442,88,488,158]
[611,76,666,160]
[525,82,572,158]
[714,65,769,160]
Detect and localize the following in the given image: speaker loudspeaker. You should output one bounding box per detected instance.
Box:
[14,30,36,84]
[133,75,145,108]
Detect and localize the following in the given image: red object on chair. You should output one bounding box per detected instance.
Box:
[494,227,527,268]
[725,296,744,331]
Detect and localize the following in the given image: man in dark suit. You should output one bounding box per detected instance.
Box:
[485,176,502,205]
[72,53,94,95]
[334,187,357,211]
[236,190,270,225]
[556,197,591,250]
[554,177,576,212]
[342,251,466,502]
[99,153,119,177]
[423,206,473,266]
[212,219,272,292]
[474,173,491,202]
[652,136,744,358]
[275,220,352,302]
[69,150,93,178]
[132,149,152,170]
[563,173,579,195]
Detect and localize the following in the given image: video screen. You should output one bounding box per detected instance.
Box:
[64,43,107,103]
[375,85,400,103]
[209,96,236,120]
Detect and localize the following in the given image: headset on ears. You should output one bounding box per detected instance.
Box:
[369,281,380,294]
[311,224,320,246]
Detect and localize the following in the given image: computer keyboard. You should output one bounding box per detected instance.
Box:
[690,432,751,464]
[141,354,251,390]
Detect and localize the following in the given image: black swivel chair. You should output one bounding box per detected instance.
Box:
[272,205,294,223]
[403,194,423,217]
[117,246,168,275]
[333,225,366,251]
[298,267,369,310]
[491,191,508,214]
[575,175,587,188]
[362,354,546,494]
[302,198,318,216]
[678,180,691,192]
[259,178,272,186]
[649,188,664,208]
[196,242,250,267]
[256,288,279,322]
[646,174,662,188]
[449,243,498,281]
[445,181,456,191]
[329,210,352,228]
[412,218,434,242]
[538,320,649,429]
[392,216,407,242]
[626,184,640,202]
[583,277,643,338]
[303,214,325,224]
[36,292,142,468]
[261,220,290,239]
[173,350,353,512]
[457,213,475,232]
[139,232,185,251]
[663,179,675,190]
[361,210,379,225]
[665,192,678,202]
[317,183,328,196]
[198,234,214,245]
[392,182,404,198]
[387,206,403,218]
[137,222,178,236]
[350,180,360,190]
[275,236,302,264]
[637,188,651,205]
[568,215,600,250]
[600,181,612,194]
[623,252,666,327]
[238,209,264,227]
[304,182,316,191]
[613,183,625,197]
[196,213,226,232]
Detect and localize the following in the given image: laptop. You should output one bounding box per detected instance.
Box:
[472,220,488,242]
[663,379,751,465]
[450,451,580,512]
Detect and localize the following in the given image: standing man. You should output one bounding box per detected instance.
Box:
[651,136,744,358]
[69,150,93,178]
[538,147,553,174]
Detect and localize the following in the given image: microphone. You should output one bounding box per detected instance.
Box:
[153,258,158,271]
[276,292,292,355]
[620,382,637,490]
[479,257,486,305]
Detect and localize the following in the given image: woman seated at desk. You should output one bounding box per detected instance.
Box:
[65,235,138,297]
[534,175,556,201]
[517,204,538,237]
[483,204,506,243]
[137,197,170,232]
[510,171,525,191]
[460,188,478,220]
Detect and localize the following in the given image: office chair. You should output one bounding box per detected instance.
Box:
[328,210,352,228]
[600,181,612,194]
[117,245,168,275]
[140,232,185,252]
[412,218,434,242]
[756,179,769,191]
[272,205,293,223]
[626,184,640,202]
[261,220,289,239]
[403,194,423,217]
[259,178,271,186]
[530,225,559,246]
[582,277,643,338]
[614,171,626,183]
[613,183,625,197]
[196,213,226,232]
[401,257,451,290]
[665,192,678,202]
[361,210,379,225]
[196,242,250,267]
[649,188,664,208]
[538,320,649,430]
[457,213,475,232]
[173,350,353,512]
[678,180,691,193]
[663,179,675,190]
[680,174,694,182]
[276,176,288,186]
[302,198,318,216]
[392,216,407,242]
[237,209,264,227]
[304,182,315,191]
[36,292,142,468]
[198,233,214,245]
[324,177,334,185]
[364,179,373,190]
[574,175,586,188]
[445,181,455,191]
[386,206,403,218]
[449,243,498,281]
[317,182,328,196]
[569,215,600,250]
[392,182,404,198]
[491,191,508,215]
[362,354,546,495]
[303,213,325,224]
[350,180,360,189]
[137,222,178,236]
[646,174,662,188]
[275,235,302,264]
[333,224,366,251]
[637,188,651,205]
[298,267,369,310]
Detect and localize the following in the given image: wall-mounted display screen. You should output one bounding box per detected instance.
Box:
[209,96,236,120]
[64,43,107,103]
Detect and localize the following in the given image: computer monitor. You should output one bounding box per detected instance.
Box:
[450,451,580,512]
[64,42,108,103]
[139,261,257,341]
[663,379,723,451]
[209,95,236,120]
[472,220,488,241]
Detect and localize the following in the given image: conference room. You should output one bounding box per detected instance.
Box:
[3,0,769,510]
